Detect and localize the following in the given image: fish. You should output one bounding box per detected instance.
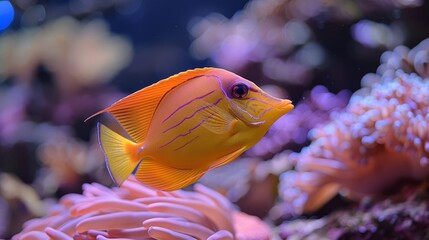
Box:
[88,68,294,191]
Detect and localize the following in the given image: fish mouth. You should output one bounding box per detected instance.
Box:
[277,99,294,113]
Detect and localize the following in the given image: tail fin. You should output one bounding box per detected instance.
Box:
[98,123,141,186]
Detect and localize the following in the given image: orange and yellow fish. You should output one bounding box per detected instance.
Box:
[89,68,293,191]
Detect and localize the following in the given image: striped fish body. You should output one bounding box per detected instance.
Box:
[144,76,239,169]
[90,68,294,191]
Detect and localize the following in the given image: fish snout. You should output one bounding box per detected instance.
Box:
[277,99,294,114]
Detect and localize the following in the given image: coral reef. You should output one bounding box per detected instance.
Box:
[278,182,429,239]
[3,1,429,238]
[189,0,421,86]
[278,38,429,214]
[13,176,271,240]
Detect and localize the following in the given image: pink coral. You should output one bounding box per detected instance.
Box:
[279,41,429,213]
[13,176,271,240]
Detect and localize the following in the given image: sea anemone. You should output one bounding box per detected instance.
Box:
[278,38,429,214]
[13,176,271,240]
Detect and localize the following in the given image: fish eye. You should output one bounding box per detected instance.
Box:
[231,83,249,99]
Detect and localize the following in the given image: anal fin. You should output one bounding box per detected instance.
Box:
[135,159,207,191]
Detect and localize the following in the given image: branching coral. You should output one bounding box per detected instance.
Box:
[278,38,429,214]
[0,173,45,217]
[0,173,46,236]
[189,2,325,84]
[35,128,107,195]
[189,0,421,85]
[351,19,405,49]
[13,176,271,240]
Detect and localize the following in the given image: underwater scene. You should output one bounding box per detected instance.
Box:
[1,0,429,239]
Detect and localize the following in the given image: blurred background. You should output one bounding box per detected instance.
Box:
[1,0,429,238]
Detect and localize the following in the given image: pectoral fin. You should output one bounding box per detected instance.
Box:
[135,159,208,191]
[199,101,237,135]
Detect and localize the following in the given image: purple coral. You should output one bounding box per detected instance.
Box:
[278,38,429,214]
[13,176,271,240]
[248,85,350,159]
[189,0,421,85]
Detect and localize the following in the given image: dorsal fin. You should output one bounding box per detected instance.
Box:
[87,68,218,142]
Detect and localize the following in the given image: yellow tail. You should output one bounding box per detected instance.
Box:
[98,123,141,186]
